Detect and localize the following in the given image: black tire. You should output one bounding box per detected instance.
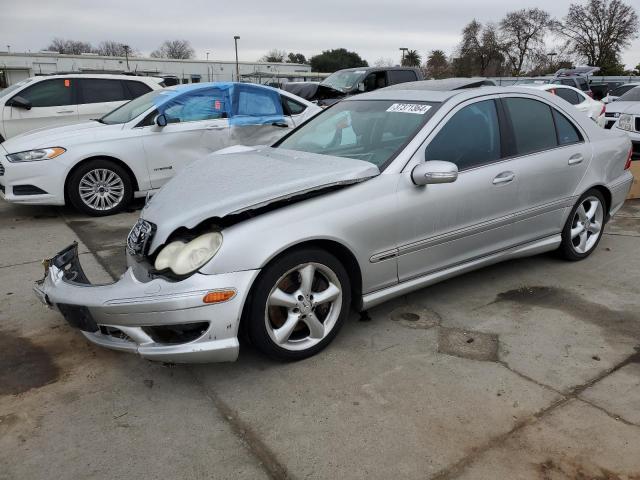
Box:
[67,159,133,216]
[559,189,606,261]
[247,248,351,361]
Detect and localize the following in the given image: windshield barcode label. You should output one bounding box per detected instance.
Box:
[386,103,431,114]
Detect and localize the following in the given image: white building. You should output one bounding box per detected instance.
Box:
[0,52,322,87]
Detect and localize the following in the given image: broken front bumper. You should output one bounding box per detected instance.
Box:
[33,243,259,363]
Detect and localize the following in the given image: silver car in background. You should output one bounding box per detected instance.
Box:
[34,86,634,363]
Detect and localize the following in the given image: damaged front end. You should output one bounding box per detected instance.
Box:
[33,243,258,363]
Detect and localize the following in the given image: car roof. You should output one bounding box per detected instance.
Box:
[334,66,418,73]
[354,85,565,103]
[384,78,496,91]
[525,83,585,93]
[28,74,163,83]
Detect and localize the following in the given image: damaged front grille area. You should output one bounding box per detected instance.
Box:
[127,218,156,259]
[142,322,209,344]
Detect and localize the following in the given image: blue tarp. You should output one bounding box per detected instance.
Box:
[153,82,285,126]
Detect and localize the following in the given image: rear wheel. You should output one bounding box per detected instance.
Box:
[67,159,133,216]
[247,248,351,361]
[559,189,606,261]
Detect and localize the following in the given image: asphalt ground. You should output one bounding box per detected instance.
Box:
[1,198,639,479]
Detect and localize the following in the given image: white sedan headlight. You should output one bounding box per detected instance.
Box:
[154,232,223,275]
[617,114,633,131]
[6,147,66,163]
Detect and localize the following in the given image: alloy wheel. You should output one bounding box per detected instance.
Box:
[265,262,342,352]
[78,168,125,212]
[570,195,604,254]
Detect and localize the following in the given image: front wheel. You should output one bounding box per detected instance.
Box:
[247,248,351,361]
[67,159,133,216]
[559,189,606,261]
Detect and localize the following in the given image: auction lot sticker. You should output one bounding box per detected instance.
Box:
[386,103,432,114]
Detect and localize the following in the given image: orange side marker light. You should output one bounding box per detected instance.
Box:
[203,290,236,304]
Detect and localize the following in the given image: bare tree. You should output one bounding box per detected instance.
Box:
[423,50,450,79]
[151,40,195,59]
[45,38,94,55]
[374,57,395,67]
[556,0,638,74]
[499,8,552,75]
[95,41,137,57]
[259,49,287,63]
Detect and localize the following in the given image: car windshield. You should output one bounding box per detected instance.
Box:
[0,78,34,98]
[617,86,640,102]
[100,89,166,124]
[321,71,367,92]
[276,99,438,169]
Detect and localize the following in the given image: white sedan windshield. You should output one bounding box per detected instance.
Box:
[277,99,438,168]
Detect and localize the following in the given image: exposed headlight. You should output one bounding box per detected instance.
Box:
[617,114,633,131]
[6,147,66,163]
[154,232,222,275]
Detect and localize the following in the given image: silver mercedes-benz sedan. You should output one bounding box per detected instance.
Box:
[34,86,634,363]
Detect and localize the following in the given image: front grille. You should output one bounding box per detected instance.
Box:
[0,162,4,176]
[126,218,156,258]
[13,184,47,196]
[605,112,616,118]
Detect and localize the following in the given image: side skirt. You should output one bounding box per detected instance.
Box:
[360,235,561,310]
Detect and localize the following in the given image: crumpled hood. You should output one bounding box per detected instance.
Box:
[605,101,640,115]
[142,146,380,252]
[2,121,121,153]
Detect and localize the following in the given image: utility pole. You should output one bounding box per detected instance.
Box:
[206,52,210,61]
[6,45,10,54]
[234,36,240,82]
[547,52,557,74]
[123,45,131,71]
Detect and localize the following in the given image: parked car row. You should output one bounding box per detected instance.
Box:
[0,81,320,214]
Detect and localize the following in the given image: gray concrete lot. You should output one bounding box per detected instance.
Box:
[0,198,639,479]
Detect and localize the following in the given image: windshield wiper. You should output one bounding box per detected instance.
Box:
[92,118,106,124]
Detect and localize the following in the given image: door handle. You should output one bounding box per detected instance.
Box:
[568,154,584,165]
[205,125,226,130]
[492,171,515,185]
[56,110,74,114]
[271,122,289,128]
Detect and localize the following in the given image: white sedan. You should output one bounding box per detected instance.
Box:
[0,82,321,215]
[525,84,606,127]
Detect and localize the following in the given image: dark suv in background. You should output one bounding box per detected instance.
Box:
[282,66,423,106]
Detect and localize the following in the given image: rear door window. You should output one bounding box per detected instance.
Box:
[552,109,583,145]
[79,79,128,104]
[555,87,581,105]
[424,99,501,170]
[17,79,73,107]
[124,80,152,99]
[388,70,418,85]
[503,97,557,155]
[282,96,307,115]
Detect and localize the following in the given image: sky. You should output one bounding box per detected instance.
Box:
[0,0,638,69]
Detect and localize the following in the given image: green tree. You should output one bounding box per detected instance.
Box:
[402,49,421,67]
[453,20,505,76]
[424,50,450,79]
[287,52,308,64]
[556,0,638,74]
[309,48,368,72]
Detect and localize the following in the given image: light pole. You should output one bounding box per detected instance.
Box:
[6,45,10,54]
[547,52,557,73]
[399,47,408,65]
[234,36,240,82]
[206,52,210,61]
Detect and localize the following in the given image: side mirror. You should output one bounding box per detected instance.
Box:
[357,82,365,92]
[7,96,32,110]
[411,160,458,186]
[155,113,168,127]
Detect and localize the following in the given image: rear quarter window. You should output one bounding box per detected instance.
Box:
[125,81,152,99]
